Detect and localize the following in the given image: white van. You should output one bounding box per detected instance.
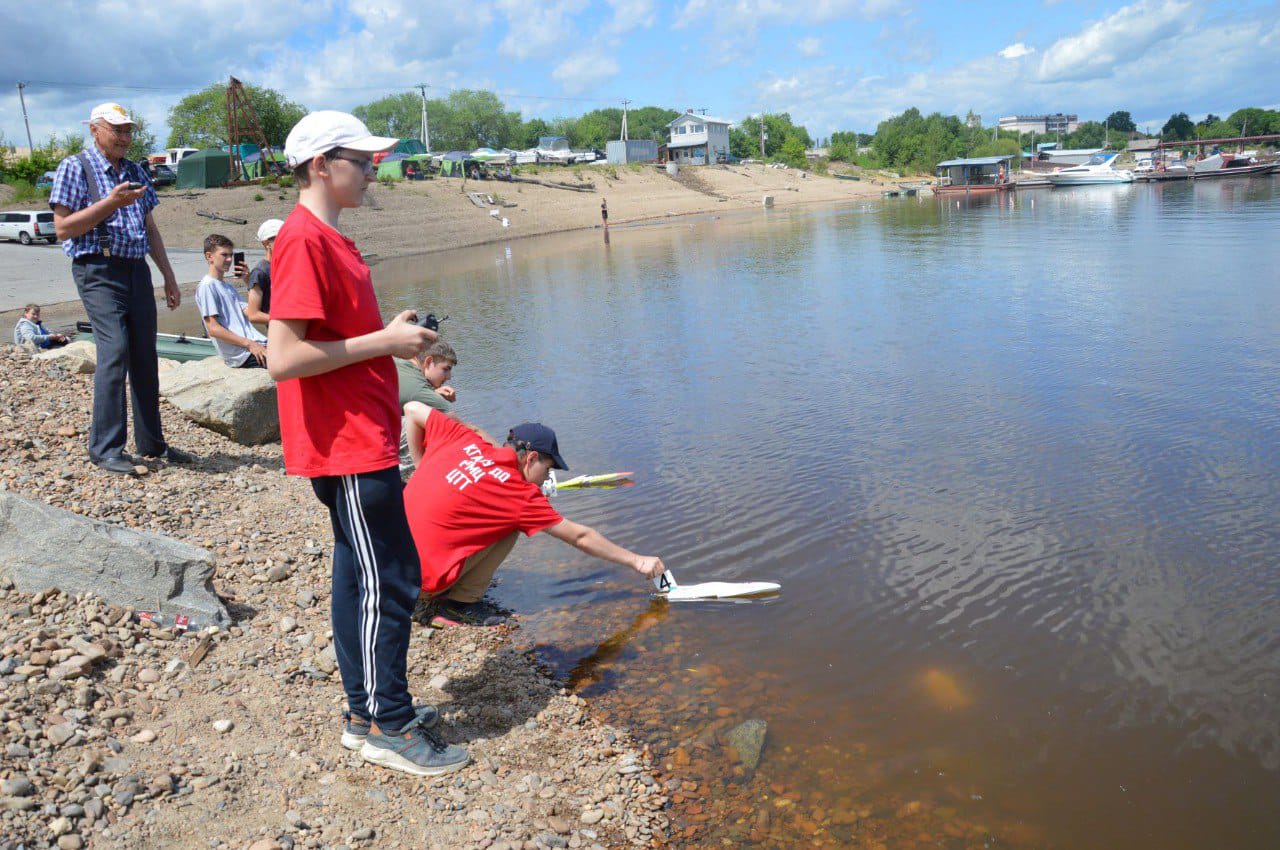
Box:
[0,211,57,245]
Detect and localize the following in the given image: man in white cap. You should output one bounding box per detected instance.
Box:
[244,217,283,325]
[48,103,194,476]
[266,112,465,776]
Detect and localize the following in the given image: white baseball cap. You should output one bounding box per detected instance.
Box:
[283,111,398,168]
[256,218,285,242]
[85,103,136,126]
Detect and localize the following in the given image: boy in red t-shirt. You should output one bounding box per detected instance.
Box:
[268,111,468,777]
[402,404,667,626]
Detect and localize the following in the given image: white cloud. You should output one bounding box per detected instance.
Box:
[797,37,825,57]
[677,0,898,26]
[1037,0,1194,82]
[999,42,1035,59]
[0,0,488,145]
[605,0,656,33]
[675,0,902,59]
[496,0,589,60]
[551,50,622,95]
[742,4,1280,137]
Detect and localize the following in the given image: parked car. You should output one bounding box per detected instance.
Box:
[35,171,56,191]
[151,164,177,187]
[0,211,58,245]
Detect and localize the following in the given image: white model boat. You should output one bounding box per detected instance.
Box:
[1047,152,1134,185]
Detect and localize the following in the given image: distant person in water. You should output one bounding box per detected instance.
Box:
[402,411,665,626]
[13,304,69,348]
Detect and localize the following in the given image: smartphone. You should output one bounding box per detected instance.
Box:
[233,251,245,265]
[126,182,144,190]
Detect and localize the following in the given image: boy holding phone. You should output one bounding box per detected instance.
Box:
[195,233,267,368]
[267,111,468,777]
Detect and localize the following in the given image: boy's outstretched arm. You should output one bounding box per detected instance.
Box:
[268,310,435,382]
[544,519,666,579]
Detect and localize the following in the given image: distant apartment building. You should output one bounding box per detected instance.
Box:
[998,114,1080,135]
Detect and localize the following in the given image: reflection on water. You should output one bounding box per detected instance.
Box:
[382,179,1280,849]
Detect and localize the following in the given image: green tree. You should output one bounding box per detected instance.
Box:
[125,110,157,160]
[518,117,552,149]
[1105,110,1136,132]
[569,108,621,148]
[620,106,680,143]
[426,90,522,151]
[54,132,85,157]
[730,113,812,159]
[1162,112,1193,140]
[1224,107,1280,136]
[353,92,423,139]
[828,130,860,161]
[778,136,807,168]
[167,82,306,148]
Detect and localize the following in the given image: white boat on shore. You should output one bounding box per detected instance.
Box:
[1047,152,1134,186]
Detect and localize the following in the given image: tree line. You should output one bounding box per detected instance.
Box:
[853,106,1280,175]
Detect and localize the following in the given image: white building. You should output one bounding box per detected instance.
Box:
[998,113,1080,135]
[667,111,733,165]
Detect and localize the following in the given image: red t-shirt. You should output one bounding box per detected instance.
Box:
[405,410,564,594]
[270,204,400,478]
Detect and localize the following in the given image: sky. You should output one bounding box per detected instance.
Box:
[2,0,1278,150]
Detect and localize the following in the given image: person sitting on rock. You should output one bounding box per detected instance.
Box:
[13,304,69,349]
[402,409,666,626]
[195,234,267,368]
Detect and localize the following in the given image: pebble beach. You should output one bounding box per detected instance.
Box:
[0,344,671,850]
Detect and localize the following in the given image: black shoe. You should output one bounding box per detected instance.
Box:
[144,446,197,464]
[430,598,510,628]
[92,456,138,476]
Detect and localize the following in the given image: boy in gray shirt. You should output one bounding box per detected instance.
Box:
[195,234,267,368]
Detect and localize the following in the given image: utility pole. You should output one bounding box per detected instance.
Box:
[416,84,431,152]
[16,81,34,153]
[621,99,631,142]
[697,107,709,115]
[759,113,768,159]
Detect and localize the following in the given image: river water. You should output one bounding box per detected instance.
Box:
[378,178,1278,848]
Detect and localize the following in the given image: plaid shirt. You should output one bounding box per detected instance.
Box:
[48,145,158,260]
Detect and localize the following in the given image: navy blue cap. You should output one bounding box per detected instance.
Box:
[508,423,568,470]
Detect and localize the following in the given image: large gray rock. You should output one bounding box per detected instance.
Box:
[724,718,768,772]
[36,340,96,374]
[0,492,227,627]
[159,356,278,445]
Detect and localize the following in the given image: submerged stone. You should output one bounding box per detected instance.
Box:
[724,718,767,771]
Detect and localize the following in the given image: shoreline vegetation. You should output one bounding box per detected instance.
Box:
[0,344,672,850]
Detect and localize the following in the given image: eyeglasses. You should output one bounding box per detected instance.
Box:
[328,153,376,175]
[96,124,135,137]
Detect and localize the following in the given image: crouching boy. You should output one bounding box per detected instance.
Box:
[402,406,666,626]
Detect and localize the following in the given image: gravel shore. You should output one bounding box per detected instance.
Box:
[0,345,670,850]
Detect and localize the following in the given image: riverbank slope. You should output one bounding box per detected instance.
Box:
[0,344,670,850]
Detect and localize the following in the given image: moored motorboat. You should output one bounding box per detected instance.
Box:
[1047,152,1134,186]
[1192,151,1277,178]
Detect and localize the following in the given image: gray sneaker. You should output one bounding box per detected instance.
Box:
[360,716,469,776]
[342,706,439,751]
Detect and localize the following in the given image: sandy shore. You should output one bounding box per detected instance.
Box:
[0,344,671,849]
[1,163,883,328]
